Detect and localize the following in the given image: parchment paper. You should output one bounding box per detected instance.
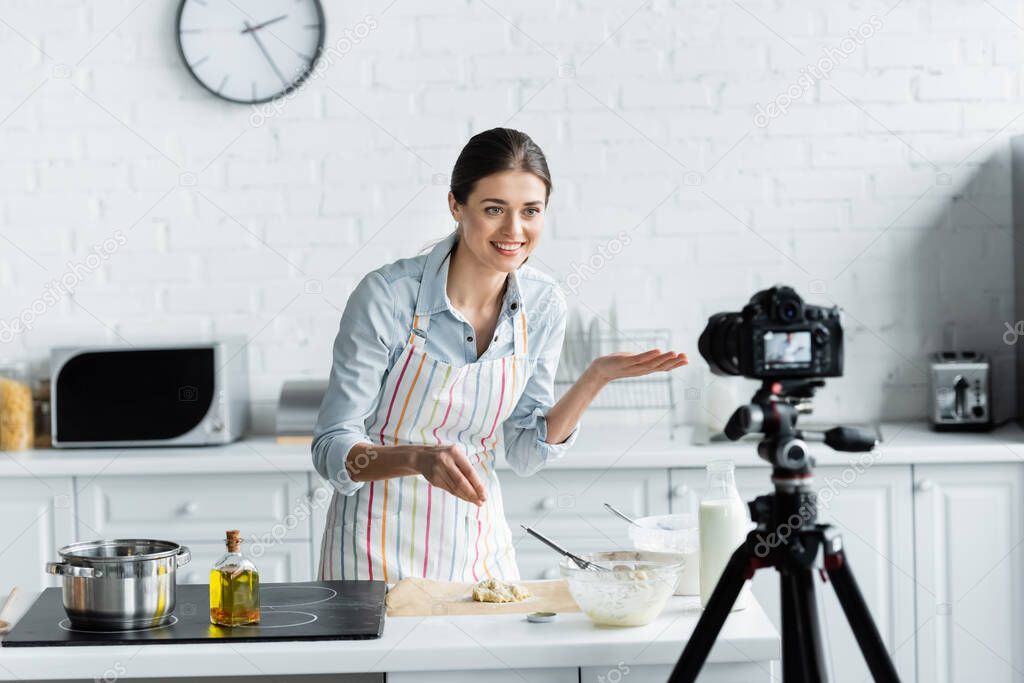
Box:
[386,577,580,616]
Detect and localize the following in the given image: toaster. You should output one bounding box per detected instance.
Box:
[929,351,991,430]
[50,340,249,447]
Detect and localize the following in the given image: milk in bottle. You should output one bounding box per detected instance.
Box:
[699,460,751,610]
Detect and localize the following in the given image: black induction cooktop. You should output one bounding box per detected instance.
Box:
[2,581,386,647]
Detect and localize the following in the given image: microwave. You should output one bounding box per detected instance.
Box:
[50,341,249,447]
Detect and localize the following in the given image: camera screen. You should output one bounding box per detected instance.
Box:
[763,330,812,368]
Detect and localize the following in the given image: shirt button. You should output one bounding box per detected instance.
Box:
[510,302,518,310]
[493,335,498,341]
[467,336,474,342]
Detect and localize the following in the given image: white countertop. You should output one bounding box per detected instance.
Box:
[1,421,1023,478]
[0,589,780,679]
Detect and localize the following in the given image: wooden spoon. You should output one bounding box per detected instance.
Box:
[0,587,19,635]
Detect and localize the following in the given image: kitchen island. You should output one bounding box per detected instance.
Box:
[0,588,780,682]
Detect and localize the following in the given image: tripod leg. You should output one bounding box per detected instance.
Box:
[824,545,901,682]
[780,568,829,682]
[667,537,754,683]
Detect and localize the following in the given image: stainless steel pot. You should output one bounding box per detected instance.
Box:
[46,539,191,630]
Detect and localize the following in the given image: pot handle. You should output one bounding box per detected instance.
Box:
[46,562,102,578]
[175,546,191,567]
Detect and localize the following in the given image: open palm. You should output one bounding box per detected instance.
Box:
[590,349,688,383]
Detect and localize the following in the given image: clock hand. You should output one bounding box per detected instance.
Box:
[240,14,288,34]
[243,21,289,88]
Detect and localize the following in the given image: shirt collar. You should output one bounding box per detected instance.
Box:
[417,231,526,318]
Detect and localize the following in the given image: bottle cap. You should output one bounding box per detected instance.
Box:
[225,529,241,551]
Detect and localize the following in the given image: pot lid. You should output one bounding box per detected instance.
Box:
[57,539,183,562]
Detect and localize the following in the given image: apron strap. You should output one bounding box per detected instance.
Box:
[512,310,528,357]
[408,310,525,356]
[407,313,430,348]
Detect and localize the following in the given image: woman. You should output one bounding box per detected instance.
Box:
[313,128,688,583]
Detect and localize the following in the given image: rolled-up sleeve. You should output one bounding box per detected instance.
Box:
[502,286,579,476]
[312,271,395,496]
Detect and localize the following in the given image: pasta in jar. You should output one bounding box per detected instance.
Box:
[0,363,34,451]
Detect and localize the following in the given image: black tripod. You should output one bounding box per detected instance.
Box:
[668,380,901,683]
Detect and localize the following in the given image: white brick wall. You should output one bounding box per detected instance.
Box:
[0,0,1019,431]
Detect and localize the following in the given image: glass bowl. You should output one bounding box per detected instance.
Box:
[560,550,684,627]
[627,514,700,596]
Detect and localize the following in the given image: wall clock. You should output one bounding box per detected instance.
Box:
[176,0,326,104]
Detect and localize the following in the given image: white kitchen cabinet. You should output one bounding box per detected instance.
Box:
[176,541,313,585]
[670,464,916,683]
[389,669,576,683]
[581,662,773,682]
[514,531,649,581]
[913,463,1024,683]
[504,468,671,549]
[75,472,311,544]
[0,477,74,592]
[58,676,382,683]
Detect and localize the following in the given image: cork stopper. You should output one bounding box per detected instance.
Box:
[225,529,241,552]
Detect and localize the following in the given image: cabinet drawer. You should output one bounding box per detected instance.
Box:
[514,547,573,581]
[0,477,74,592]
[499,468,669,545]
[176,541,313,586]
[513,530,626,581]
[76,473,311,543]
[391,670,575,683]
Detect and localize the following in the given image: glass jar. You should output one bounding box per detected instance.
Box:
[0,361,34,451]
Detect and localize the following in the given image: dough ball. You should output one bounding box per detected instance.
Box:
[471,578,532,603]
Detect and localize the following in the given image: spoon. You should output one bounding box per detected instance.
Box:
[604,502,642,527]
[520,525,610,572]
[0,587,19,635]
[604,503,677,531]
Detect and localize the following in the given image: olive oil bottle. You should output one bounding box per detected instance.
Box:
[209,529,260,626]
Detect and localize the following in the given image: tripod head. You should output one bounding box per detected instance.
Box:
[723,379,878,478]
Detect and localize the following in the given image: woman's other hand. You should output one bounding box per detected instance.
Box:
[587,349,689,384]
[415,444,487,506]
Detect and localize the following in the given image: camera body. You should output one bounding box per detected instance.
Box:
[698,285,843,380]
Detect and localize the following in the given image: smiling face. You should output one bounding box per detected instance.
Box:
[448,170,548,274]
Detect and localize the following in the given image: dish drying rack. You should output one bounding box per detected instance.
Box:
[554,326,678,439]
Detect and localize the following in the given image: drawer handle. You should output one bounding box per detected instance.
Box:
[672,484,690,498]
[542,568,559,580]
[539,497,556,511]
[179,501,199,516]
[916,479,934,493]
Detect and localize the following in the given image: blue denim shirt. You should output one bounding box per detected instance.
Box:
[312,231,580,496]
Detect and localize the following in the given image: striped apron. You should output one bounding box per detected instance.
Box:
[318,296,531,583]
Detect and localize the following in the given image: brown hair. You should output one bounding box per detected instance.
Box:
[449,128,552,205]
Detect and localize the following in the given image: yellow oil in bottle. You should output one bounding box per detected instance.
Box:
[209,529,260,626]
[209,567,260,626]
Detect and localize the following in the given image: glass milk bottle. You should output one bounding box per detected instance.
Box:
[699,460,751,610]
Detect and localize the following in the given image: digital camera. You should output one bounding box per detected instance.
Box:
[698,285,843,380]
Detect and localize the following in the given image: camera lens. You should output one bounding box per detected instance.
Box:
[698,312,742,376]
